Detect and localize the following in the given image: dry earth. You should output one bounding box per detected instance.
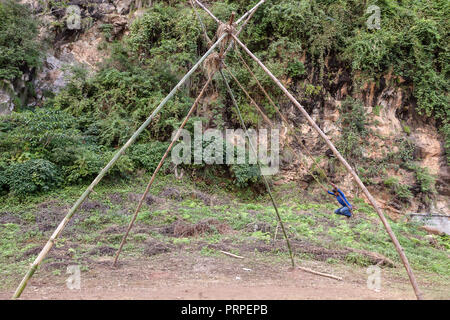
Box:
[1,251,448,300]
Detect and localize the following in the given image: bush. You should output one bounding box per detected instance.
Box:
[0,0,41,81]
[0,107,136,194]
[228,143,262,188]
[337,98,369,160]
[5,159,62,197]
[0,163,8,195]
[287,60,306,79]
[443,123,450,165]
[53,65,190,145]
[383,177,413,201]
[230,162,261,188]
[129,142,170,173]
[414,166,436,194]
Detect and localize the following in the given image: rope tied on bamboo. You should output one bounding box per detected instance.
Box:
[216,22,236,53]
[203,52,223,78]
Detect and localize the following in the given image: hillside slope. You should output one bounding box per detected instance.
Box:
[1,0,447,218]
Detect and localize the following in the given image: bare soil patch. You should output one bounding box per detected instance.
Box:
[2,252,445,300]
[0,212,22,225]
[143,239,172,256]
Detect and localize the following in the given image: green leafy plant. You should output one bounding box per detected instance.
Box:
[383,176,413,201]
[5,159,62,197]
[0,0,41,81]
[337,98,369,160]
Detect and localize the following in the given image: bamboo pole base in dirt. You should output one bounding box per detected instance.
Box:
[232,33,423,300]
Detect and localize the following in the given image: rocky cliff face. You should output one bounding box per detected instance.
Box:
[276,60,449,218]
[17,0,449,219]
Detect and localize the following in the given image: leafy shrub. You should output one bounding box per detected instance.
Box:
[414,166,436,194]
[230,162,261,188]
[5,159,62,197]
[129,141,170,173]
[0,0,41,81]
[383,177,413,201]
[337,98,369,160]
[287,60,306,79]
[0,108,83,165]
[127,3,202,68]
[64,147,104,184]
[443,123,450,164]
[53,65,189,145]
[228,142,262,188]
[0,163,8,195]
[0,107,136,194]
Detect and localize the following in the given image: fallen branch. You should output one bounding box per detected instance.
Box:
[297,266,343,281]
[220,250,244,259]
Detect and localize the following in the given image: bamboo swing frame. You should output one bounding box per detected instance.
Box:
[12,0,423,300]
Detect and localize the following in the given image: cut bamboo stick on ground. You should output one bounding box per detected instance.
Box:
[11,34,227,300]
[220,251,244,259]
[297,267,343,281]
[232,33,423,300]
[220,69,295,268]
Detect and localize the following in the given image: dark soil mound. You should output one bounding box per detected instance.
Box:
[143,239,171,256]
[173,218,231,237]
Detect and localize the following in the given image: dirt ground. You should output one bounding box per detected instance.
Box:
[1,251,448,300]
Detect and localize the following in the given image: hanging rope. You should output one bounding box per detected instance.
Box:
[223,57,331,193]
[113,74,215,266]
[232,34,423,299]
[233,49,358,218]
[189,0,212,46]
[234,48,333,184]
[219,69,295,268]
[222,62,273,127]
[222,62,333,241]
[189,2,333,194]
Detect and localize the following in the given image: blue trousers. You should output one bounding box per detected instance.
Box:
[335,206,351,217]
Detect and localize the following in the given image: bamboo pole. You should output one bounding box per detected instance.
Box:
[190,0,211,44]
[114,9,263,267]
[297,266,343,281]
[233,47,333,191]
[223,0,263,57]
[222,63,273,127]
[232,34,424,300]
[11,34,227,300]
[235,0,265,25]
[194,0,221,24]
[113,74,214,266]
[219,69,295,268]
[194,0,264,30]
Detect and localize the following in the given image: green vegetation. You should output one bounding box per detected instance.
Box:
[0,0,448,296]
[407,163,436,194]
[0,0,41,82]
[337,97,369,160]
[383,176,413,202]
[1,0,447,197]
[0,174,448,289]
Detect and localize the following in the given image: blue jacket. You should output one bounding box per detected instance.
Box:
[328,188,352,209]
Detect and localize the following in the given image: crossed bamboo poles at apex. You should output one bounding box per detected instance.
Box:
[11,0,269,299]
[113,1,277,267]
[13,0,423,300]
